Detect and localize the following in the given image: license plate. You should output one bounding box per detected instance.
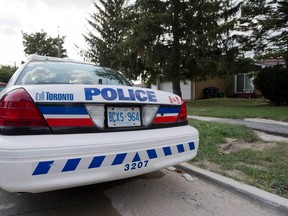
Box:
[107,107,141,127]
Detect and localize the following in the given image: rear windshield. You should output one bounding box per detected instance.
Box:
[16,61,131,86]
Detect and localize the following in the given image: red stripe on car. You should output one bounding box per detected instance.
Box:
[46,118,95,127]
[153,116,177,124]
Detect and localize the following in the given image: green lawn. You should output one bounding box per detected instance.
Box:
[189,119,288,198]
[186,98,288,197]
[186,98,288,121]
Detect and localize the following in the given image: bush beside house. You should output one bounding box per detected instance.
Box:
[254,65,288,106]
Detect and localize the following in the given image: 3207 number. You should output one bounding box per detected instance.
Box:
[124,160,149,171]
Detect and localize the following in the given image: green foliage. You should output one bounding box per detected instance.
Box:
[84,0,242,96]
[254,66,288,106]
[84,0,130,71]
[238,0,288,64]
[254,52,285,61]
[22,30,67,58]
[0,65,16,83]
[125,0,242,96]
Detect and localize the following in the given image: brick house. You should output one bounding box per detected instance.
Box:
[151,59,286,100]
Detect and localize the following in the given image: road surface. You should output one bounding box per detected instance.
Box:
[0,168,286,216]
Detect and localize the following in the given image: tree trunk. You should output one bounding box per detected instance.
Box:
[172,77,182,97]
[286,42,288,67]
[171,0,182,97]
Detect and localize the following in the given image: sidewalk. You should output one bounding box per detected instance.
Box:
[183,115,288,212]
[178,163,288,212]
[188,115,288,138]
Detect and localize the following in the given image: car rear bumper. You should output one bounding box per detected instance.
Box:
[0,125,199,193]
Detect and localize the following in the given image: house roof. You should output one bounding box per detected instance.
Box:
[255,59,286,68]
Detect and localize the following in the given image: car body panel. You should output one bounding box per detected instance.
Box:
[0,125,198,193]
[7,85,182,105]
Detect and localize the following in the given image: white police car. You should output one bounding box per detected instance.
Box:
[0,55,199,193]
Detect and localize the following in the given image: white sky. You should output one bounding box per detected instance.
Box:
[0,0,94,66]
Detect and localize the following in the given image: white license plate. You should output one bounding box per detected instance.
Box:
[107,107,141,127]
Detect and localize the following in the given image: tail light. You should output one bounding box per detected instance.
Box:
[176,100,187,122]
[0,88,50,134]
[152,99,188,125]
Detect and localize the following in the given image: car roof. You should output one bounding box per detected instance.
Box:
[27,55,95,66]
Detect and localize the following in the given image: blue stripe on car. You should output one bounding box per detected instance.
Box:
[32,141,196,176]
[62,158,81,172]
[176,144,185,153]
[163,146,172,156]
[88,156,106,169]
[38,105,88,115]
[146,149,158,159]
[157,107,180,114]
[189,142,195,150]
[32,161,54,176]
[132,153,141,162]
[112,153,127,165]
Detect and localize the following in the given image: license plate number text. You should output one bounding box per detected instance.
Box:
[107,107,141,127]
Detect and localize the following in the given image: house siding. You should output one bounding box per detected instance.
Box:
[152,78,227,100]
[151,80,192,100]
[195,78,226,99]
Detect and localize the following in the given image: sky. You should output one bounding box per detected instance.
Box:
[0,0,95,66]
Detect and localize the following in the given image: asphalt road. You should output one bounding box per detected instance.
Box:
[0,168,286,216]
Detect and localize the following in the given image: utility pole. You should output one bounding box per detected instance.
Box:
[57,26,61,58]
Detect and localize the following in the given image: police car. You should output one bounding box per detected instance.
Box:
[0,55,199,193]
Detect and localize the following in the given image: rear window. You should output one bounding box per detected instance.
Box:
[16,61,131,86]
[0,86,5,91]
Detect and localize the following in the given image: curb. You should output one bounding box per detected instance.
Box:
[177,162,288,212]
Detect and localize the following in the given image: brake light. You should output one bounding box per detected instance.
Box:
[152,99,187,125]
[176,100,187,122]
[0,88,48,127]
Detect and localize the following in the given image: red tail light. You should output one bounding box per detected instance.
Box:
[176,100,187,122]
[0,88,48,127]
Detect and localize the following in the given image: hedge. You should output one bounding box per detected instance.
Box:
[254,65,288,106]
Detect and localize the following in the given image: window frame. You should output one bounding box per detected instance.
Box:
[234,73,254,94]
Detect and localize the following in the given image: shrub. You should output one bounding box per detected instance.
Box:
[0,65,16,83]
[254,65,288,106]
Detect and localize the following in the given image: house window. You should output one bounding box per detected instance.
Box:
[235,73,254,93]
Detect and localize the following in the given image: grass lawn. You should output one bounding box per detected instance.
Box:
[189,119,288,198]
[186,98,288,121]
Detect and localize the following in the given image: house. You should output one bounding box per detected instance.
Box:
[151,78,228,100]
[151,59,286,100]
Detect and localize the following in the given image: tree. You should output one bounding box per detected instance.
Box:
[84,0,242,96]
[238,0,288,65]
[84,0,130,70]
[22,30,67,58]
[125,0,241,96]
[0,65,16,83]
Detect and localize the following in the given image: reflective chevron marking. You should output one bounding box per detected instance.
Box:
[32,141,195,176]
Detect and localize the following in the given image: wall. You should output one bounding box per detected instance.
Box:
[151,80,192,100]
[195,78,226,99]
